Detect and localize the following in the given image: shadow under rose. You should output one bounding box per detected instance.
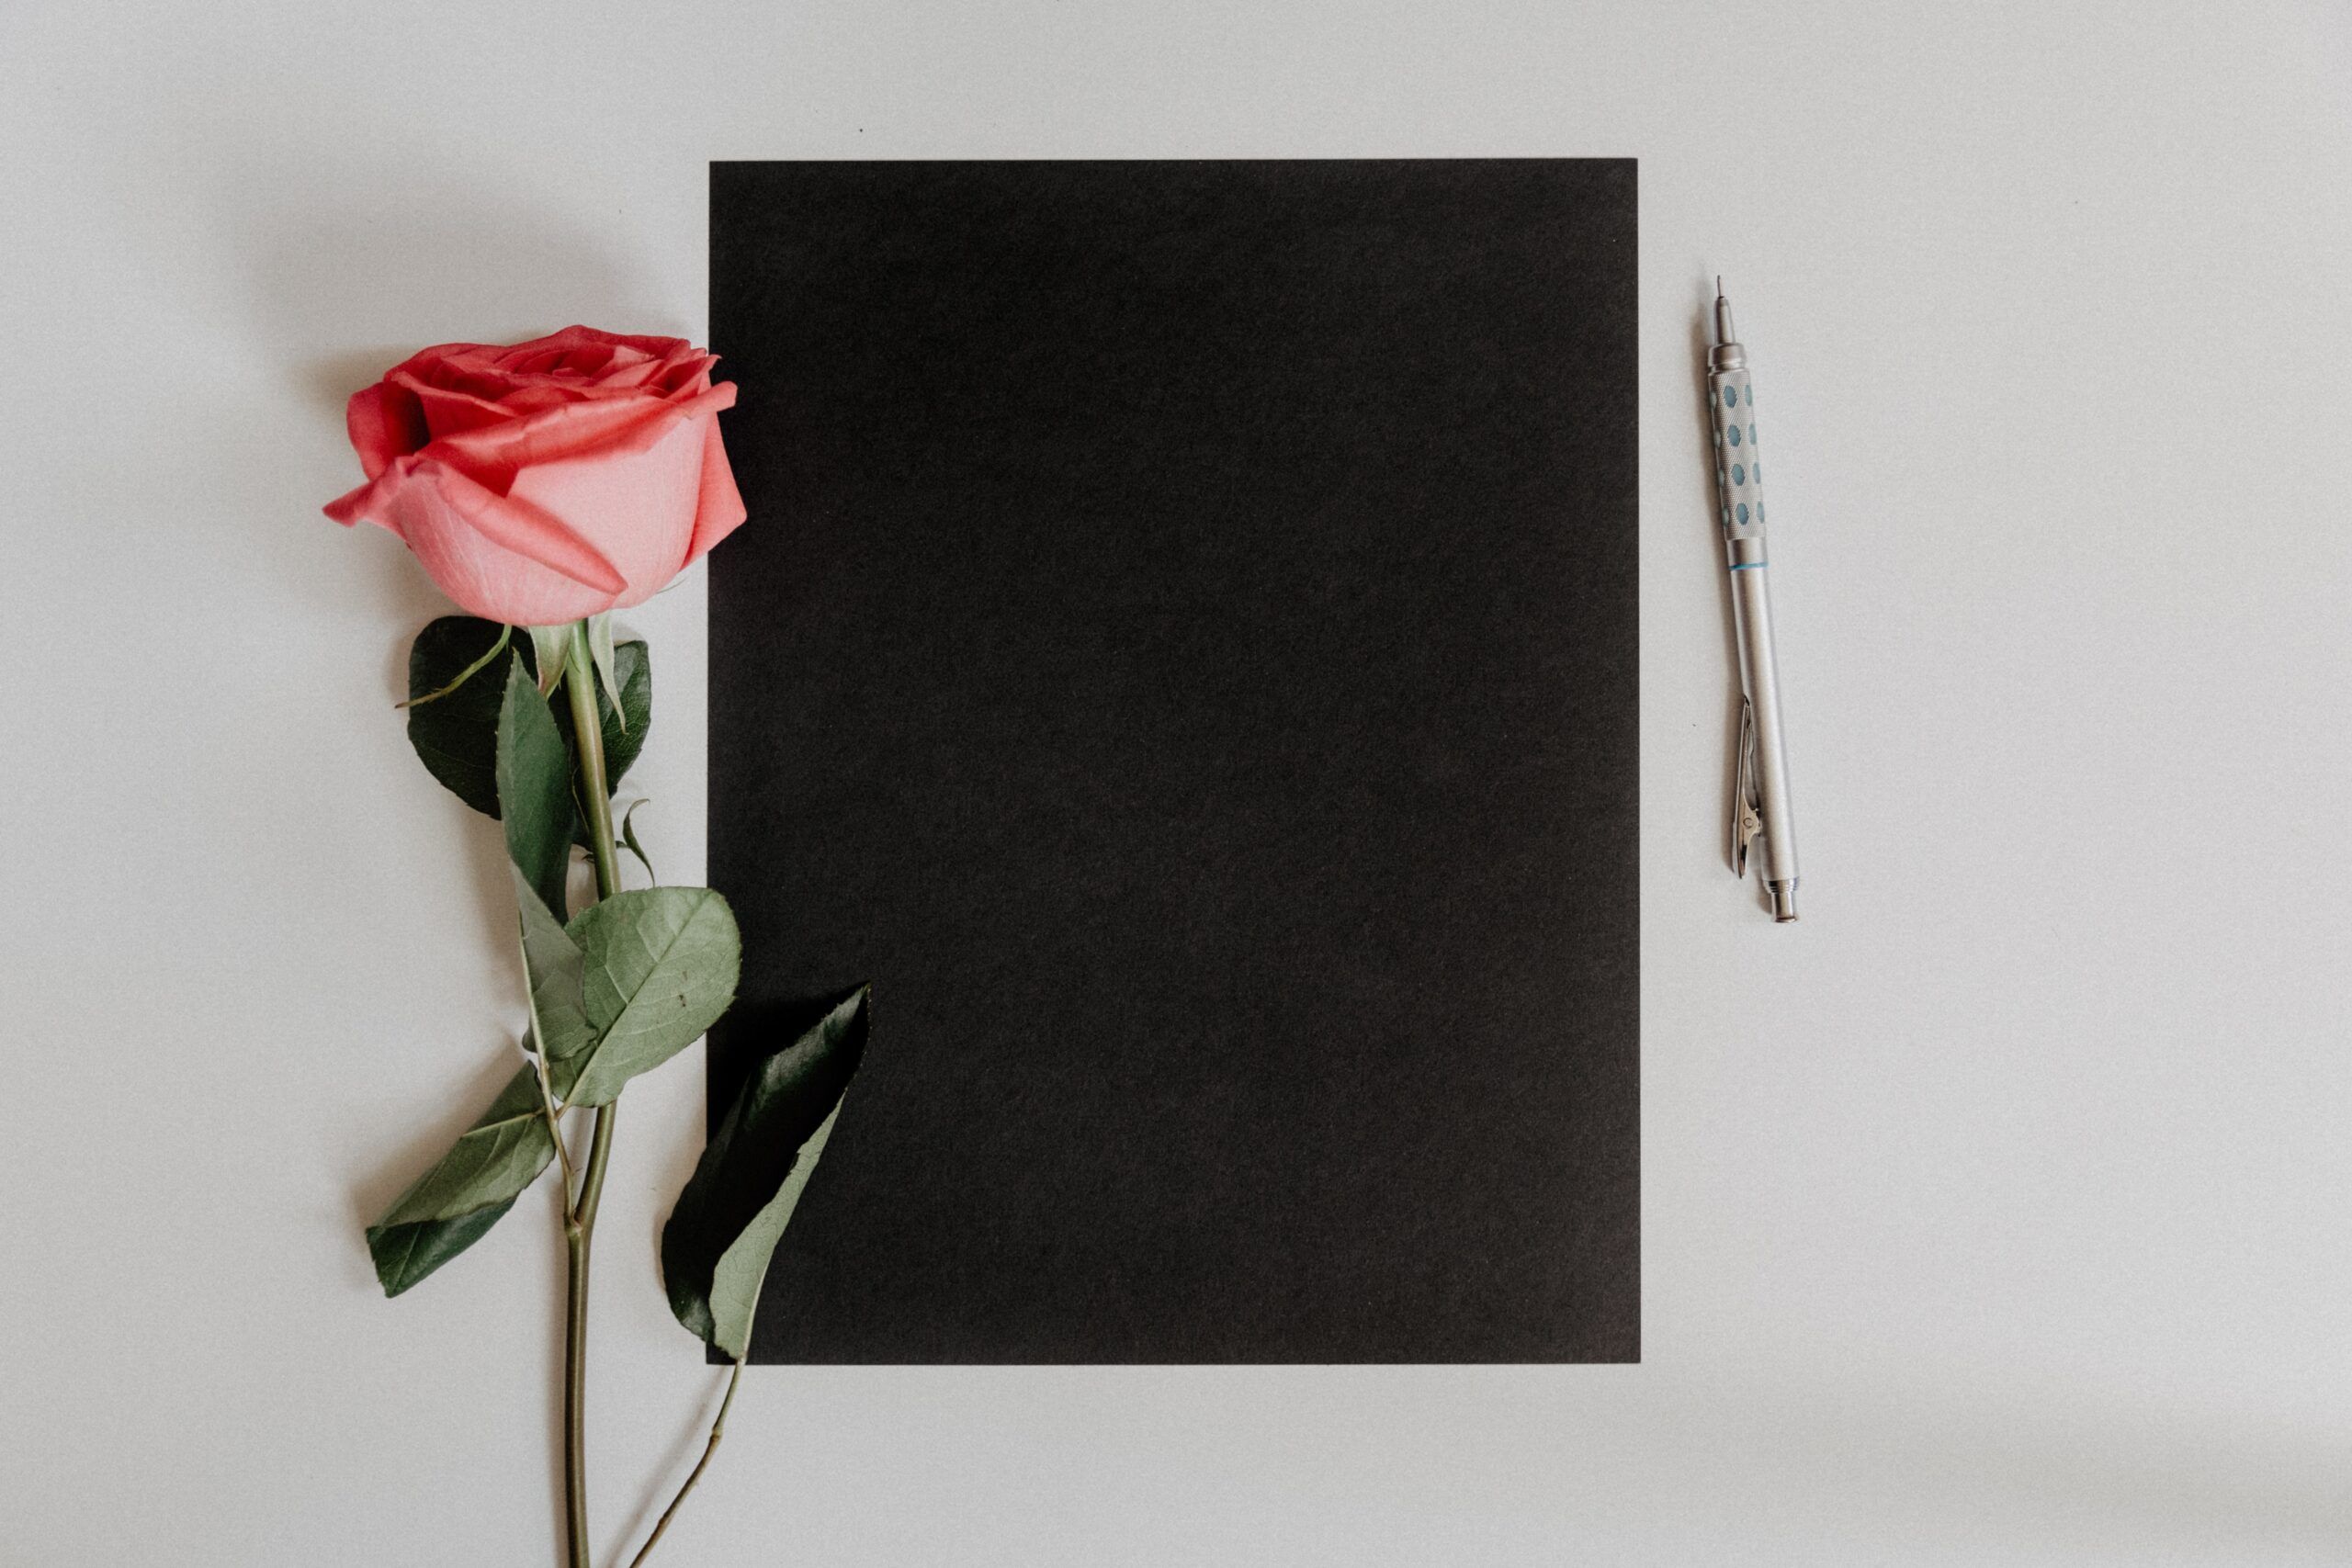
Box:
[302,344,422,423]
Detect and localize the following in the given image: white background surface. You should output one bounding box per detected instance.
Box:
[6,2,2350,1562]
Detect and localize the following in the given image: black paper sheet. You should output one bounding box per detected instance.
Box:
[708,160,1637,1362]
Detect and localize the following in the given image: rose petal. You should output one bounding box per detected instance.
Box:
[505,411,711,608]
[685,409,748,564]
[322,469,403,534]
[428,381,736,491]
[351,456,623,592]
[656,354,719,397]
[330,330,751,621]
[389,368,514,442]
[393,468,631,626]
[345,381,429,479]
[531,324,695,361]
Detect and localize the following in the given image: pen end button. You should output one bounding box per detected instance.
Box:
[1769,881,1799,922]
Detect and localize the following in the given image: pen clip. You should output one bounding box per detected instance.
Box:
[1731,696,1762,880]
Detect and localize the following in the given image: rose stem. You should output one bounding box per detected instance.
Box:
[562,1105,615,1568]
[626,1359,744,1568]
[560,619,624,1568]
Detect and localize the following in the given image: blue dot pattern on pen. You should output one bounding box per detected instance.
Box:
[1710,371,1766,540]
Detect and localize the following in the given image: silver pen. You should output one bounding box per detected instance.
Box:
[1709,281,1800,921]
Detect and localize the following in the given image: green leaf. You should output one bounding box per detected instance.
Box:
[568,638,650,848]
[401,616,651,821]
[368,1202,516,1298]
[404,617,521,816]
[591,637,651,782]
[496,658,575,921]
[618,799,657,886]
[662,986,868,1359]
[550,886,741,1107]
[367,1066,558,1296]
[586,612,627,732]
[400,623,510,710]
[514,866,594,1064]
[526,625,572,696]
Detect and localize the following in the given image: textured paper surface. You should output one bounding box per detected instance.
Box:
[708,160,1637,1362]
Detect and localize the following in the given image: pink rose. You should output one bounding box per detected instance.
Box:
[324,326,747,626]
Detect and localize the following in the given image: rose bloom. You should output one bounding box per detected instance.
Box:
[324,326,746,626]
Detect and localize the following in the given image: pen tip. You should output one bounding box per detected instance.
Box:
[1715,275,1724,299]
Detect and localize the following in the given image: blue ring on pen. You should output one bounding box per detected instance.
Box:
[1728,561,1768,570]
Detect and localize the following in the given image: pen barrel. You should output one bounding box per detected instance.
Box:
[1707,366,1763,543]
[1710,362,1800,894]
[1729,546,1800,888]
